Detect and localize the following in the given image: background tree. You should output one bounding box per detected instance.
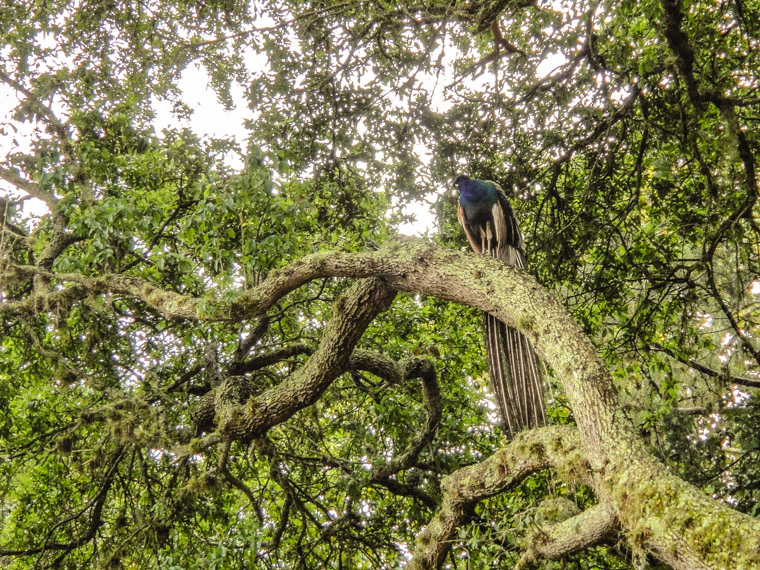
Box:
[1,0,759,568]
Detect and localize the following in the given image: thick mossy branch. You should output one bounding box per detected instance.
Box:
[1,267,201,318]
[409,426,585,569]
[446,428,589,503]
[220,278,396,439]
[196,347,441,489]
[516,502,618,569]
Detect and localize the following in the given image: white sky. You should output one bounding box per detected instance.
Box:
[151,65,253,168]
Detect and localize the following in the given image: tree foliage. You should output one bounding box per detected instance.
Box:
[1,0,759,568]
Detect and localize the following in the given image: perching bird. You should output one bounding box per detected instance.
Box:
[454,174,545,437]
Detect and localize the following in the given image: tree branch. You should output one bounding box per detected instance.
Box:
[222,278,396,439]
[228,317,271,374]
[653,343,760,389]
[368,355,441,508]
[0,165,58,209]
[217,437,260,511]
[234,343,314,375]
[516,502,618,568]
[660,0,702,110]
[409,426,585,569]
[373,356,441,476]
[0,68,74,160]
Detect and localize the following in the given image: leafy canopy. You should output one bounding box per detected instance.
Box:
[1,0,759,567]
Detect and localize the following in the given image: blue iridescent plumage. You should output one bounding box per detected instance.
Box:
[454,175,545,437]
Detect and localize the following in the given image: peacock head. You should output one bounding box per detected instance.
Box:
[452,174,470,190]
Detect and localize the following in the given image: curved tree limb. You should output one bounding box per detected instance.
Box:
[516,502,618,569]
[0,166,59,209]
[371,356,441,477]
[221,277,396,439]
[368,355,441,508]
[409,426,586,569]
[194,346,441,509]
